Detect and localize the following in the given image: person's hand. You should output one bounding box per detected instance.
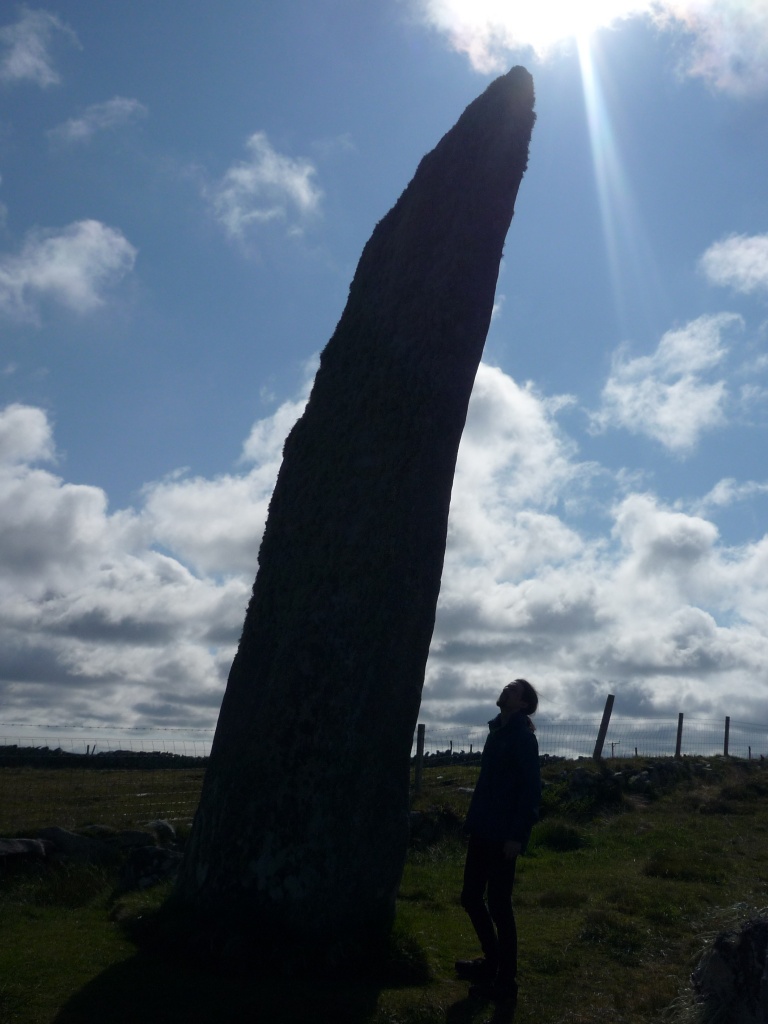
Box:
[503,840,521,860]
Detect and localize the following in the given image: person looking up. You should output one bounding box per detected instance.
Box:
[455,677,541,1015]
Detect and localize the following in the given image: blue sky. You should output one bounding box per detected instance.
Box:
[1,1,768,738]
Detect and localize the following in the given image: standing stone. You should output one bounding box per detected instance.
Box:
[176,66,536,960]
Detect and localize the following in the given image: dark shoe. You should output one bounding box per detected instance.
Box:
[455,957,497,982]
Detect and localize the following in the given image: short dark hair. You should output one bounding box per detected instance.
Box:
[515,678,538,715]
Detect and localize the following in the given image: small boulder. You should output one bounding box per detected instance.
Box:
[0,837,51,864]
[692,916,768,1023]
[111,829,157,849]
[36,826,111,863]
[146,819,176,846]
[118,845,182,891]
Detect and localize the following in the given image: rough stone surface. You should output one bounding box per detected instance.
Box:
[1,825,182,892]
[146,819,177,846]
[35,826,165,863]
[118,845,183,891]
[0,837,51,862]
[176,66,536,954]
[692,917,768,1023]
[36,826,112,862]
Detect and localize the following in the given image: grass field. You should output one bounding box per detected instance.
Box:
[1,755,767,1023]
[0,765,205,834]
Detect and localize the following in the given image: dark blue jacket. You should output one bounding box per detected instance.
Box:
[465,711,541,851]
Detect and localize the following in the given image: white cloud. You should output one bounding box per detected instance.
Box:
[590,313,740,453]
[0,403,247,727]
[446,364,586,575]
[143,473,273,579]
[612,492,719,593]
[0,458,122,598]
[3,357,768,732]
[699,234,768,295]
[415,0,650,67]
[413,0,768,95]
[0,403,54,464]
[208,131,322,240]
[427,476,768,727]
[142,390,310,577]
[0,219,137,321]
[49,97,148,143]
[240,393,309,465]
[659,0,768,96]
[0,7,78,87]
[696,477,768,512]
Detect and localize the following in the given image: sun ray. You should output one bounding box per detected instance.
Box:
[575,30,666,337]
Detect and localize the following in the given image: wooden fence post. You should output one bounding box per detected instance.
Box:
[675,713,684,759]
[593,694,615,760]
[724,716,730,757]
[414,723,425,795]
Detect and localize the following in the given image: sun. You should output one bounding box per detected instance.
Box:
[423,0,651,67]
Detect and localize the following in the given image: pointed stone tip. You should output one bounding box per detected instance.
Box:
[500,64,535,99]
[505,64,532,79]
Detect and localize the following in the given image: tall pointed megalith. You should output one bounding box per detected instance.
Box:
[176,66,536,956]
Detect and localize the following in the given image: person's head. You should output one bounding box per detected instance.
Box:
[497,677,539,716]
[515,678,538,715]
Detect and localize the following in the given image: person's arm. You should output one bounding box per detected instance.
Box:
[503,839,522,860]
[506,729,541,850]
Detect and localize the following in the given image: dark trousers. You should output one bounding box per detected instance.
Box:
[460,835,518,984]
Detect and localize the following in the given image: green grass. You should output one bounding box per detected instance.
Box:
[0,766,205,833]
[1,756,767,1023]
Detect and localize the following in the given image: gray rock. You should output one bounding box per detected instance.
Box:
[146,819,176,846]
[111,829,157,849]
[693,916,768,1023]
[36,826,112,862]
[118,845,182,891]
[0,837,51,861]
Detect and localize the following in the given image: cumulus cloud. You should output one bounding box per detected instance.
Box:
[421,366,768,728]
[445,365,586,575]
[612,493,719,595]
[3,357,768,734]
[49,96,148,144]
[415,0,650,68]
[413,0,768,95]
[0,402,248,727]
[208,131,322,240]
[590,313,740,452]
[0,219,137,321]
[696,477,768,512]
[0,403,54,464]
[0,7,78,87]
[143,473,274,580]
[142,387,310,577]
[659,0,768,96]
[699,233,768,295]
[427,472,768,730]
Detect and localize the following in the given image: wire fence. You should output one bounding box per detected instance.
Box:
[416,715,768,761]
[1,713,766,834]
[0,725,213,759]
[2,712,767,762]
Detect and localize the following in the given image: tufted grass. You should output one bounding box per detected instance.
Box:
[1,755,767,1023]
